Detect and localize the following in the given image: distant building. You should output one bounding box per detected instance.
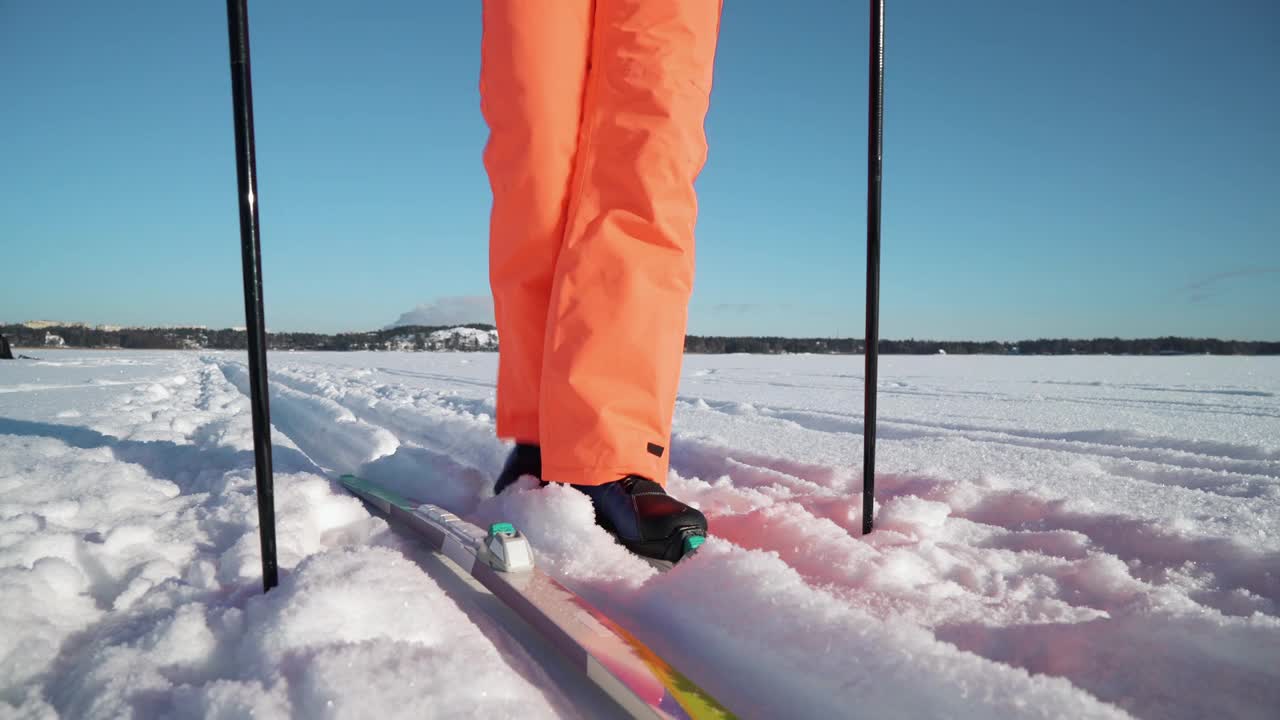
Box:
[44,333,65,347]
[385,336,416,352]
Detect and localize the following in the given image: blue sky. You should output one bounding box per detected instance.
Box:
[2,1,1277,340]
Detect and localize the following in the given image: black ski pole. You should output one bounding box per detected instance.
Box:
[863,0,885,535]
[225,0,278,591]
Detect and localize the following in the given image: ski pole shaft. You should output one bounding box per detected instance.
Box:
[225,0,278,591]
[863,0,884,535]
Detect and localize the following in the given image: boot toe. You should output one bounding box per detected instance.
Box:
[572,475,709,563]
[634,494,707,541]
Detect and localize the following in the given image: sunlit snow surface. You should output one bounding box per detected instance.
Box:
[1,350,1277,719]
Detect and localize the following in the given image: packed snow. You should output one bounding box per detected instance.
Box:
[1,350,1277,719]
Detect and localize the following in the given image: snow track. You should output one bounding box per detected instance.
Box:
[2,351,1278,719]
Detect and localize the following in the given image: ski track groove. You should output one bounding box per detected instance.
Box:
[691,372,1280,420]
[679,397,1280,479]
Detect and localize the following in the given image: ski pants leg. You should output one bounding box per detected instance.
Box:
[482,0,721,487]
[482,0,592,446]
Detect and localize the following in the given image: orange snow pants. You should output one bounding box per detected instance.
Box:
[481,0,721,486]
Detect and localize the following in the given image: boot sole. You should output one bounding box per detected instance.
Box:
[619,526,706,565]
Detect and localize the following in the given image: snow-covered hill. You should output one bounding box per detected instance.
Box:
[1,351,1277,718]
[426,326,497,349]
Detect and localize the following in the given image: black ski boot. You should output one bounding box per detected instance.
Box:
[494,444,543,495]
[572,476,707,564]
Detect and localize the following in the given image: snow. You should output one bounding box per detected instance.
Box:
[2,350,1278,719]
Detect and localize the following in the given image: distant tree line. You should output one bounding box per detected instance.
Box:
[0,324,498,352]
[685,336,863,354]
[685,336,1280,355]
[3,324,1277,355]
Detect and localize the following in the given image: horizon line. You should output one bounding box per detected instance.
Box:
[4,322,1277,345]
